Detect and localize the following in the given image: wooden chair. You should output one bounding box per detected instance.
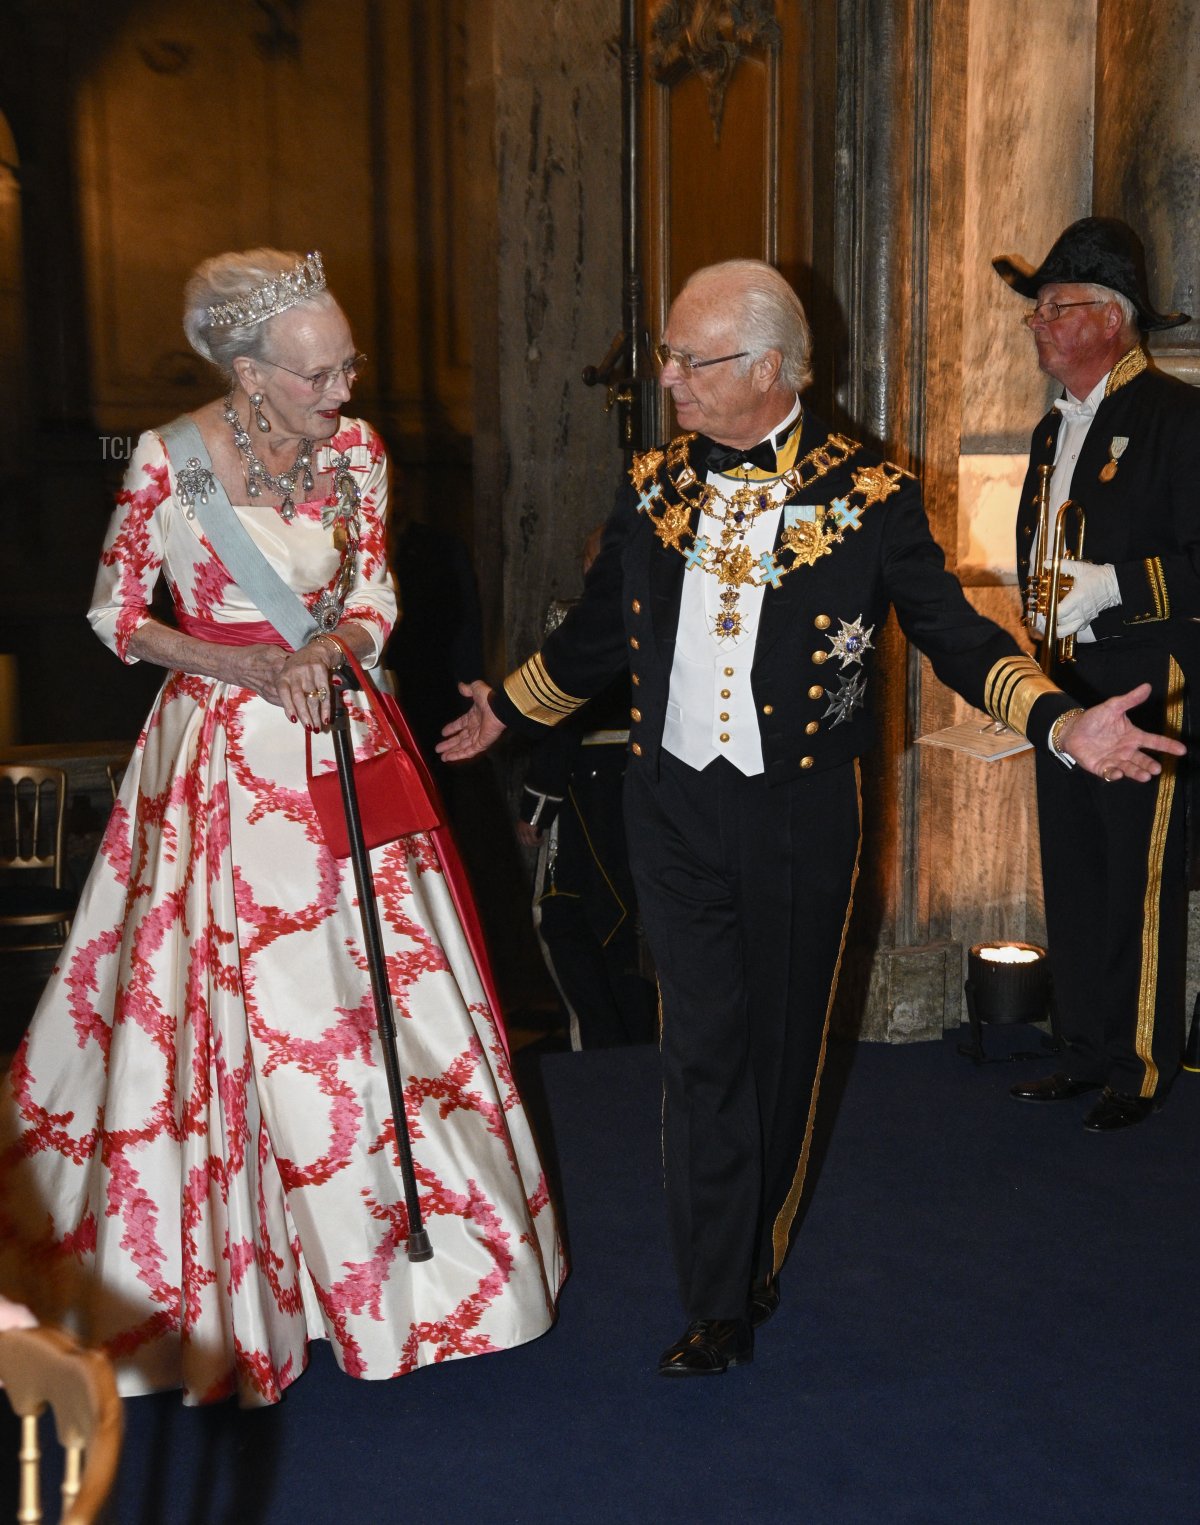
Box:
[104,750,133,803]
[0,1325,123,1524]
[0,765,74,951]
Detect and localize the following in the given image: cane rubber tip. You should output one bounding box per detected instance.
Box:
[406,1231,434,1262]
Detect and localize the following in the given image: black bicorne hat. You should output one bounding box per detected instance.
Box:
[992,216,1189,331]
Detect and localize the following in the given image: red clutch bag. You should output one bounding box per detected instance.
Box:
[305,639,441,857]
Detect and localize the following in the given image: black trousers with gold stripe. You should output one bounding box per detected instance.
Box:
[1036,656,1187,1099]
[624,750,861,1321]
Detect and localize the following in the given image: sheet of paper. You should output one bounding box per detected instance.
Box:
[915,717,1033,761]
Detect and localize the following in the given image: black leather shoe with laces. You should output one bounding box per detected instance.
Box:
[1082,1088,1158,1131]
[657,1318,753,1377]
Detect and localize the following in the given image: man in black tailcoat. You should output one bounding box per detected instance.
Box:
[440,259,1182,1375]
[994,217,1200,1130]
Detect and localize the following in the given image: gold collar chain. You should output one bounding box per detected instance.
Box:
[630,430,910,641]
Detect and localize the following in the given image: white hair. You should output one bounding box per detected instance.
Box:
[1081,282,1140,334]
[683,259,813,392]
[182,248,336,378]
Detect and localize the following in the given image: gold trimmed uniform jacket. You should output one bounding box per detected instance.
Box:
[1016,356,1200,722]
[492,406,1074,777]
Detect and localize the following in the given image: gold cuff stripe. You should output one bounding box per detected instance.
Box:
[1144,557,1168,621]
[771,759,863,1272]
[983,655,1059,736]
[1135,656,1184,1097]
[502,655,587,725]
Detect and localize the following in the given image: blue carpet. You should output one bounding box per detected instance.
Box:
[40,1036,1200,1522]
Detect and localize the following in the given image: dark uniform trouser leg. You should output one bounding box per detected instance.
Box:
[538,755,653,1047]
[1036,737,1187,1099]
[625,751,861,1320]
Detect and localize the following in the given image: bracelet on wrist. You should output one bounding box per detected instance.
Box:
[312,631,346,669]
[1048,707,1085,767]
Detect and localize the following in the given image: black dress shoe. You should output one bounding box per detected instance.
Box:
[658,1318,753,1377]
[1082,1088,1158,1132]
[748,1279,780,1330]
[1009,1072,1102,1103]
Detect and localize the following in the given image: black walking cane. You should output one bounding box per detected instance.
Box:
[328,678,433,1262]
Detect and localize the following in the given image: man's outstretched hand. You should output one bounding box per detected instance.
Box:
[1059,683,1187,783]
[437,680,507,762]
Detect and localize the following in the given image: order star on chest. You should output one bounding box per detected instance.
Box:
[823,668,867,726]
[826,614,874,667]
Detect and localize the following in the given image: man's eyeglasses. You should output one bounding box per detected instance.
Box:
[262,353,367,392]
[1022,300,1106,327]
[653,342,749,377]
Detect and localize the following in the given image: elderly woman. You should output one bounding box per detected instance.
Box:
[0,249,562,1406]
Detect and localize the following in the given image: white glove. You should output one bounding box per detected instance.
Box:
[1047,560,1120,640]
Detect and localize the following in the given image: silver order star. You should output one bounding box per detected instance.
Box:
[822,669,867,727]
[827,614,875,668]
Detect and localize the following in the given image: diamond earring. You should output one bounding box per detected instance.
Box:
[251,393,271,433]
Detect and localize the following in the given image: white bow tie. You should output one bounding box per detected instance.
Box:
[1053,395,1095,424]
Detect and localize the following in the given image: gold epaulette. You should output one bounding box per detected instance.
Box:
[983,654,1060,735]
[503,653,588,726]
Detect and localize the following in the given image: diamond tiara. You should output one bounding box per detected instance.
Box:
[207,251,327,329]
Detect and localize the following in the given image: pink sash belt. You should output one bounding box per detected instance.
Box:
[176,612,292,650]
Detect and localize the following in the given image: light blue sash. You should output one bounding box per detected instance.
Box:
[157,416,318,651]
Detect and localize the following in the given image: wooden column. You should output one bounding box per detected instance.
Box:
[821,0,974,1039]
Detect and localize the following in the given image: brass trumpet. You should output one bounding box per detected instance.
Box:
[1026,463,1086,674]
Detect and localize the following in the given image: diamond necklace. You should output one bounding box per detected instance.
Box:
[222,393,314,521]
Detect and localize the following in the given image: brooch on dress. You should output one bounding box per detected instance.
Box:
[175,458,217,521]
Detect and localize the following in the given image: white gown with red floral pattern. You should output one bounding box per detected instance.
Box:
[0,420,563,1405]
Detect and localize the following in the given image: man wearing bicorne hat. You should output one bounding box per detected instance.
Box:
[441,259,1183,1375]
[994,216,1200,1130]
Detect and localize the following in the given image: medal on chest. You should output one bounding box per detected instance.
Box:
[1099,436,1128,483]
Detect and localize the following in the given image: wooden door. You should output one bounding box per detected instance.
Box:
[638,0,834,434]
